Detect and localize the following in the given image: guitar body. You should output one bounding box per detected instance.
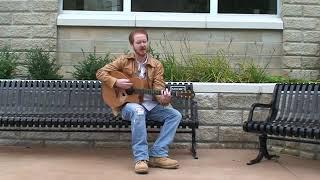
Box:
[101,71,148,109]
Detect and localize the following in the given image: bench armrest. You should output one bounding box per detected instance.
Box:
[247,103,272,122]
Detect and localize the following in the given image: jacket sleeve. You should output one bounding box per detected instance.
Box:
[96,55,124,88]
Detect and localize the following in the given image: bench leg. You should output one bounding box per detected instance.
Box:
[191,127,198,159]
[247,134,278,165]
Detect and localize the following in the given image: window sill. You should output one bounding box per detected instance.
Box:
[57,12,283,30]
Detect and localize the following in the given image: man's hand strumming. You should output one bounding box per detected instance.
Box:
[115,79,133,89]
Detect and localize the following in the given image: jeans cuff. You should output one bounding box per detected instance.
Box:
[149,151,167,158]
[135,157,149,163]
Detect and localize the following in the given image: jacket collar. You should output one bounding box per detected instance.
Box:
[126,52,156,68]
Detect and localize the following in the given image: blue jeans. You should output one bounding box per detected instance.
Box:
[121,103,182,162]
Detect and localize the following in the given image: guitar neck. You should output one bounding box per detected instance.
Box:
[129,88,194,99]
[133,88,162,96]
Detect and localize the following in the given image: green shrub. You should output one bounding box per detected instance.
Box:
[150,43,191,81]
[148,43,161,60]
[149,43,184,80]
[25,48,62,80]
[0,47,19,79]
[150,36,307,83]
[187,52,237,82]
[237,60,269,83]
[264,76,306,83]
[72,49,112,80]
[161,54,190,81]
[160,52,305,83]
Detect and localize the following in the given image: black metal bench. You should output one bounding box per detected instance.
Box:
[0,80,199,158]
[243,83,320,165]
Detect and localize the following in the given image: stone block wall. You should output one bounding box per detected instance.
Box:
[58,27,283,79]
[0,0,58,72]
[282,0,320,80]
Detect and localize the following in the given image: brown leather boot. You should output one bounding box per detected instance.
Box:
[148,157,179,169]
[134,160,148,174]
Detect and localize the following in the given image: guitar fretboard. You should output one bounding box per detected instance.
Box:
[133,88,162,95]
[127,88,193,99]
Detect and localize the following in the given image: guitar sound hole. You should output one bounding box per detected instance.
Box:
[126,88,134,95]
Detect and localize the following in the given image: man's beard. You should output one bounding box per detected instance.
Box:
[134,47,147,56]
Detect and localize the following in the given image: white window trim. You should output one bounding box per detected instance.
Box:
[57,0,283,30]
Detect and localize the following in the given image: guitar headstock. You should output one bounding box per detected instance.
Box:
[172,90,195,99]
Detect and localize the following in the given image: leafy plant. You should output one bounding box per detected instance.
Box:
[152,34,308,83]
[187,52,237,82]
[25,48,62,79]
[72,49,112,80]
[265,76,306,83]
[161,54,190,81]
[237,60,269,83]
[0,47,19,79]
[153,36,190,81]
[148,43,161,60]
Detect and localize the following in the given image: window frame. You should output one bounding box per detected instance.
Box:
[57,0,283,29]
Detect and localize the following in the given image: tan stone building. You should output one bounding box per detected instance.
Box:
[0,0,319,80]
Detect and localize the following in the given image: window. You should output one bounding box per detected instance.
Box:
[132,0,210,13]
[63,0,123,11]
[58,0,282,29]
[218,0,277,14]
[62,0,277,15]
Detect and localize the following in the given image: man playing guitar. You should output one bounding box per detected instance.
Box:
[96,29,182,174]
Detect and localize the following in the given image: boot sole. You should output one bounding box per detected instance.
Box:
[135,169,148,174]
[149,163,179,169]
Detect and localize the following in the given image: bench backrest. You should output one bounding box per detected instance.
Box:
[270,83,320,122]
[0,80,194,119]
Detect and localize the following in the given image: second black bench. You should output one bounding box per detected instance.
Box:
[243,83,320,165]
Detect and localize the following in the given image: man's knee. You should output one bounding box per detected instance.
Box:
[131,107,145,124]
[177,112,182,121]
[134,107,145,116]
[122,104,145,120]
[173,110,182,121]
[171,109,182,122]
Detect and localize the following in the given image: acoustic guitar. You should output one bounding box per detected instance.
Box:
[101,71,194,109]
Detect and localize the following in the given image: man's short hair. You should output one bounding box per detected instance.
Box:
[129,29,149,45]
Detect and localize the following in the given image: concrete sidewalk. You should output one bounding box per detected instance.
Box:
[0,146,319,180]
